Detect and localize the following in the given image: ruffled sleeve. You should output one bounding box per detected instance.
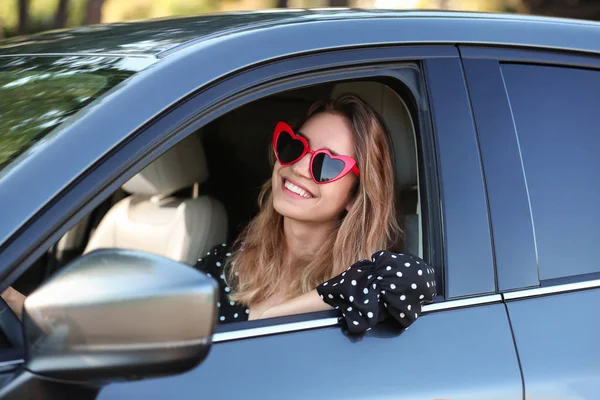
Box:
[316,250,437,333]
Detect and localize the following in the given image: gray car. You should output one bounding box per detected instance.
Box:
[0,9,598,399]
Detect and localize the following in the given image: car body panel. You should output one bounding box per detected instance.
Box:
[506,289,600,399]
[463,45,600,400]
[424,58,495,298]
[460,56,539,292]
[99,304,522,399]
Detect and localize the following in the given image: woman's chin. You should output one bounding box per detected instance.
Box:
[273,197,300,218]
[274,198,343,225]
[273,197,313,221]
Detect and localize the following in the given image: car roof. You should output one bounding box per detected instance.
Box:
[1,9,599,58]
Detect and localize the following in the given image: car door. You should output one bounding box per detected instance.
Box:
[462,46,600,399]
[0,32,520,400]
[89,49,522,398]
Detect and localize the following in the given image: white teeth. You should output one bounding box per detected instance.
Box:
[284,179,312,198]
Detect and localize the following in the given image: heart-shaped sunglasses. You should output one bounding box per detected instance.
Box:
[272,121,360,184]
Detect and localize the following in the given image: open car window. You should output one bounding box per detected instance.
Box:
[10,74,435,336]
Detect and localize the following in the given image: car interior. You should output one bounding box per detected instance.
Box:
[12,79,426,319]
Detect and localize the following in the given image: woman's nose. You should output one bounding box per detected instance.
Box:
[291,153,312,179]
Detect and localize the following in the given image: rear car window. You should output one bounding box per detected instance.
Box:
[0,56,150,170]
[502,63,600,281]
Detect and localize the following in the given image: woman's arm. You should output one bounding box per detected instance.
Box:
[1,287,25,321]
[258,289,332,320]
[313,250,437,333]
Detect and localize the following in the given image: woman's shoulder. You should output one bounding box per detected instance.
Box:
[376,249,426,265]
[193,243,233,274]
[193,243,248,322]
[354,249,429,269]
[206,243,232,258]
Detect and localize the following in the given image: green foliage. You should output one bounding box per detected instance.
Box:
[67,0,88,27]
[1,0,219,37]
[1,0,87,37]
[102,0,217,23]
[0,1,19,36]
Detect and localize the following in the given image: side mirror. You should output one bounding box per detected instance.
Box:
[22,249,218,382]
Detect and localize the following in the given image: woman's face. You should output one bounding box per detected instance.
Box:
[272,112,358,224]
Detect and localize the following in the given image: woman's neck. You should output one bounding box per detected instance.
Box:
[283,217,336,263]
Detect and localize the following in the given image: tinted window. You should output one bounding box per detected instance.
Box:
[502,63,600,281]
[0,56,149,170]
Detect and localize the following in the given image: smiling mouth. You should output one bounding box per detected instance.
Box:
[283,178,314,199]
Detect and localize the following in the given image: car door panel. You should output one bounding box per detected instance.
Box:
[0,47,522,397]
[422,58,496,298]
[505,289,600,398]
[96,57,522,397]
[460,56,539,292]
[99,303,521,399]
[462,46,600,400]
[502,59,600,398]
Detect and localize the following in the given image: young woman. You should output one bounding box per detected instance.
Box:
[196,94,436,333]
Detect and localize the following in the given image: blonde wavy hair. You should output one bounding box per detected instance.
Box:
[228,94,403,306]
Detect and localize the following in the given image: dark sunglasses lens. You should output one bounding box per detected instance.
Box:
[312,153,346,182]
[276,131,305,163]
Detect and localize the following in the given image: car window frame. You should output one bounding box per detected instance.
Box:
[0,44,496,347]
[460,45,600,298]
[0,46,446,289]
[0,46,444,285]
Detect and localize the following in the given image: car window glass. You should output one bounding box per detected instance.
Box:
[502,63,600,281]
[0,56,148,170]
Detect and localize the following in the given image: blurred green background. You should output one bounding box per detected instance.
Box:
[1,0,598,39]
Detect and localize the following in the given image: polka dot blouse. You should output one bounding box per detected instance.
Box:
[194,244,437,333]
[194,244,249,322]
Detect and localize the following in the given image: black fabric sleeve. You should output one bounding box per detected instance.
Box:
[316,250,437,333]
[193,243,249,322]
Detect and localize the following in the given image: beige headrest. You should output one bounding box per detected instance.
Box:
[122,134,208,196]
[331,82,417,189]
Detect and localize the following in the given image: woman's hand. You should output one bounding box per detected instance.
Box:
[1,286,25,321]
[258,289,332,320]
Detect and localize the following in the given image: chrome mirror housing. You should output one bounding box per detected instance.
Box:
[23,249,218,382]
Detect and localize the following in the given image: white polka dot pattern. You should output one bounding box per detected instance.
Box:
[194,243,249,324]
[316,250,437,333]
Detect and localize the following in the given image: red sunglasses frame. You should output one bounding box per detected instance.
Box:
[272,121,360,184]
